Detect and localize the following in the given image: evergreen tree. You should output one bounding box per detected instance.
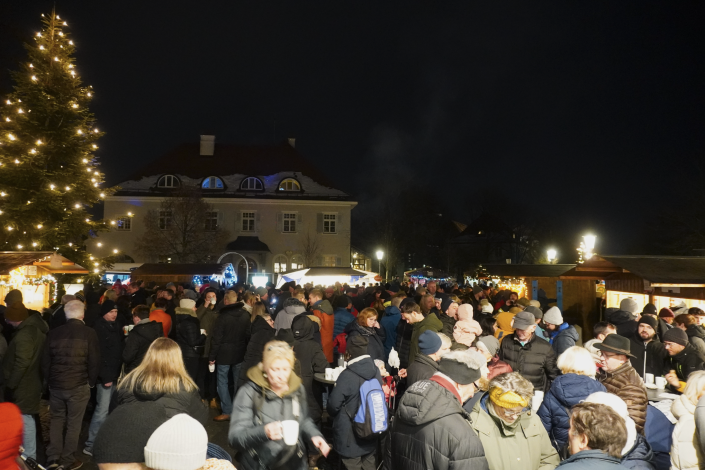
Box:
[0,11,113,266]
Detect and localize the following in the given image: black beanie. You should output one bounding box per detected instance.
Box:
[347,335,369,359]
[440,296,453,314]
[638,315,658,331]
[642,303,658,315]
[100,300,117,316]
[663,328,689,347]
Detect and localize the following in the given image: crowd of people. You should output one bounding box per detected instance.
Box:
[2,277,705,470]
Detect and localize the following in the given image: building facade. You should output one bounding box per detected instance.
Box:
[89,136,357,285]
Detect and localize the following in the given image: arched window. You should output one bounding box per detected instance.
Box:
[240,177,263,191]
[278,178,301,192]
[290,254,304,270]
[273,255,287,273]
[201,176,224,189]
[157,175,180,188]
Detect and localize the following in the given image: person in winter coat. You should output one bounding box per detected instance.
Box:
[380,297,402,359]
[84,300,124,456]
[538,346,607,452]
[309,289,335,363]
[333,295,356,339]
[274,297,307,333]
[608,298,640,338]
[196,290,219,405]
[394,300,418,369]
[439,296,459,337]
[404,304,443,365]
[670,371,705,470]
[644,404,674,470]
[469,371,560,470]
[149,297,173,337]
[42,300,101,470]
[476,335,512,380]
[174,299,206,381]
[674,314,705,357]
[451,319,482,351]
[122,305,164,374]
[345,308,386,363]
[405,331,451,385]
[327,335,384,470]
[390,350,490,470]
[557,402,630,470]
[663,328,705,393]
[291,315,329,426]
[0,402,25,470]
[595,334,648,433]
[114,337,208,426]
[229,340,330,470]
[543,307,579,356]
[499,311,560,392]
[209,291,251,421]
[697,396,705,466]
[238,311,275,388]
[641,303,672,342]
[2,305,47,460]
[629,316,668,379]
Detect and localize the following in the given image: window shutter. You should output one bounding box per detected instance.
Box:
[335,256,342,267]
[335,212,341,231]
[235,212,242,232]
[317,213,323,233]
[255,212,261,232]
[296,213,302,232]
[277,212,283,232]
[217,211,224,229]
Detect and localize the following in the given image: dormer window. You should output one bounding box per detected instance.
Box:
[278,178,301,192]
[202,176,224,189]
[241,177,263,191]
[157,175,180,188]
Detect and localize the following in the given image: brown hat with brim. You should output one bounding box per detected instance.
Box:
[594,334,635,358]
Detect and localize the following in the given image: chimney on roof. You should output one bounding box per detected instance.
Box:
[288,137,296,148]
[200,135,215,156]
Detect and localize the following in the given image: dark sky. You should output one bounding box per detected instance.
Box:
[2,1,704,258]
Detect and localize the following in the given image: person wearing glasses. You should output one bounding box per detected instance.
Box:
[469,371,559,470]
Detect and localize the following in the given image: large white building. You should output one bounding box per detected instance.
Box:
[89,135,357,285]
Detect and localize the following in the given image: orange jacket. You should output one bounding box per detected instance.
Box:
[150,309,172,337]
[311,299,334,363]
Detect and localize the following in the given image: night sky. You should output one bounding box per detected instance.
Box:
[2,1,704,259]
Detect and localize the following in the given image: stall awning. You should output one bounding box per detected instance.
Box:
[0,251,88,275]
[480,264,576,278]
[276,267,367,289]
[560,255,705,286]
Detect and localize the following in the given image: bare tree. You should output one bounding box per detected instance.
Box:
[299,230,321,267]
[135,189,229,263]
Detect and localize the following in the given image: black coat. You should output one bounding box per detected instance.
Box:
[405,353,440,386]
[208,303,251,364]
[130,288,147,308]
[327,356,383,458]
[664,343,705,385]
[122,320,163,374]
[93,317,124,384]
[292,315,329,424]
[629,335,668,379]
[42,318,101,389]
[174,313,206,359]
[238,315,275,387]
[344,321,386,363]
[499,332,559,392]
[390,378,490,470]
[608,310,639,338]
[114,383,208,426]
[395,320,413,369]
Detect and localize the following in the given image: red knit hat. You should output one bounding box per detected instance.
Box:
[0,402,23,469]
[659,308,675,319]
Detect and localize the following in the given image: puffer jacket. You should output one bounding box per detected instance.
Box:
[538,373,607,451]
[395,320,413,369]
[470,393,559,470]
[311,299,335,363]
[487,355,513,380]
[174,309,206,359]
[344,320,386,363]
[557,450,629,469]
[209,303,251,364]
[273,297,306,333]
[499,333,559,392]
[622,432,655,470]
[42,318,100,390]
[671,394,703,470]
[122,320,163,374]
[327,355,383,458]
[549,322,579,356]
[608,310,639,338]
[408,313,443,365]
[644,404,674,470]
[229,367,323,470]
[238,315,275,387]
[629,336,668,379]
[599,361,648,434]
[2,313,48,414]
[93,316,124,384]
[292,315,329,424]
[113,382,208,426]
[405,353,440,385]
[380,305,401,358]
[686,324,705,357]
[333,307,355,340]
[390,378,490,470]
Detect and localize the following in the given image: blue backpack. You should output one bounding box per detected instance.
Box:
[345,377,388,439]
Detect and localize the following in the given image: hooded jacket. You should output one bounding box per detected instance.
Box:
[333,307,356,340]
[549,322,580,356]
[345,320,386,363]
[556,450,630,469]
[2,312,48,414]
[405,353,439,385]
[380,305,401,359]
[608,310,639,338]
[327,355,383,458]
[42,318,101,390]
[122,320,163,374]
[114,381,207,426]
[671,394,703,470]
[229,366,322,470]
[621,432,655,470]
[408,313,443,365]
[599,361,648,434]
[174,308,206,359]
[238,315,275,387]
[311,299,335,363]
[390,378,490,470]
[629,335,667,379]
[292,315,329,424]
[499,333,559,392]
[93,316,124,384]
[209,303,251,364]
[537,373,607,451]
[685,324,705,357]
[273,297,306,333]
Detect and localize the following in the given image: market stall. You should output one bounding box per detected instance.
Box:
[275,267,367,289]
[404,267,454,286]
[130,263,236,287]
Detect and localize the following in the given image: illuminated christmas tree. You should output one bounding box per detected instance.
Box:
[0,11,113,267]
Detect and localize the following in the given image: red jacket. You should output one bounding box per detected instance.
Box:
[311,300,334,363]
[0,403,22,470]
[487,355,513,380]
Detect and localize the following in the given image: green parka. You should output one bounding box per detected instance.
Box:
[408,313,443,365]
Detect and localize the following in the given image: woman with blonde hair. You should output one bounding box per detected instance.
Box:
[114,337,207,425]
[345,307,386,362]
[230,340,329,470]
[671,370,705,469]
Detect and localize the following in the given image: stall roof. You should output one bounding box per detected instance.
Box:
[561,255,705,286]
[0,251,88,275]
[131,263,230,276]
[279,266,366,277]
[481,264,576,278]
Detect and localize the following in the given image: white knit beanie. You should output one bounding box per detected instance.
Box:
[543,306,563,326]
[180,299,196,309]
[144,414,208,470]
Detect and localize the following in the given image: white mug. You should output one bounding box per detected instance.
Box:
[281,420,299,446]
[645,373,654,385]
[209,363,215,373]
[325,368,333,380]
[201,329,206,335]
[655,376,667,389]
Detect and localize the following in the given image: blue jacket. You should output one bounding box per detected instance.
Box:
[622,433,655,470]
[557,450,629,469]
[333,307,355,339]
[380,306,401,359]
[538,373,606,451]
[643,405,673,470]
[549,322,580,356]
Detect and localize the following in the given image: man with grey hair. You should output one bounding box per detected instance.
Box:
[42,300,100,470]
[48,294,77,330]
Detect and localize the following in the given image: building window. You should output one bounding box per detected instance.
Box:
[116,216,131,231]
[278,178,301,192]
[158,210,172,230]
[205,211,218,231]
[241,177,263,191]
[157,175,179,188]
[323,213,337,233]
[283,212,296,233]
[201,176,224,189]
[291,255,303,270]
[242,211,255,232]
[273,255,287,273]
[322,255,337,267]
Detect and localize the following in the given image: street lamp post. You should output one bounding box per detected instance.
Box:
[376,250,384,280]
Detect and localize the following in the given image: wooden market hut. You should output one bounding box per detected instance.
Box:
[129,263,235,286]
